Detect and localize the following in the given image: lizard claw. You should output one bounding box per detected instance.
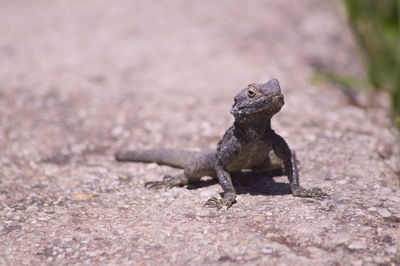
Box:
[144,181,166,190]
[291,185,329,199]
[203,194,236,210]
[204,197,223,210]
[144,175,186,190]
[162,175,175,183]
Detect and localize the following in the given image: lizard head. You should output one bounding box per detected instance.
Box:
[230,79,284,119]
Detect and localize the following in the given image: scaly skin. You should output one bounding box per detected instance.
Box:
[115,79,328,210]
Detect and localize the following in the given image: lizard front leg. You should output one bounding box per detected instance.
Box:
[204,140,238,210]
[271,133,328,199]
[204,166,236,210]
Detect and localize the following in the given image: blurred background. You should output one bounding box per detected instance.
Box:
[342,0,400,128]
[0,1,397,172]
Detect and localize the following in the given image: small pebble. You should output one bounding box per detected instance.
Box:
[348,240,367,250]
[376,208,391,218]
[195,207,209,217]
[261,247,273,254]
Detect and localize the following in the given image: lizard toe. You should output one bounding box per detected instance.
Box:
[162,175,175,182]
[144,181,166,190]
[310,187,329,199]
[204,197,223,210]
[291,185,328,199]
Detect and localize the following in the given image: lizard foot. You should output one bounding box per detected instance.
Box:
[145,175,187,190]
[203,193,236,210]
[145,180,167,190]
[291,184,328,199]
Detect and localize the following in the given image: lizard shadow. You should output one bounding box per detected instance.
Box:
[187,171,291,196]
[232,172,291,196]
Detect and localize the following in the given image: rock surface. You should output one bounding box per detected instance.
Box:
[0,0,399,265]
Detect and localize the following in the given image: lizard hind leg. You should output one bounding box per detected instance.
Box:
[145,174,189,190]
[145,151,216,190]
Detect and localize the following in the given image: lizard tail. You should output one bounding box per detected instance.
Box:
[114,148,201,169]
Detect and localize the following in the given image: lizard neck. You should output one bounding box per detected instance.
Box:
[234,115,272,140]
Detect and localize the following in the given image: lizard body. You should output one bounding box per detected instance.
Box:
[115,79,327,209]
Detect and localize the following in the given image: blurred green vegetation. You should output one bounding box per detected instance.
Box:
[343,0,400,128]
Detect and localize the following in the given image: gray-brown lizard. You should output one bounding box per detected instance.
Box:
[115,79,327,209]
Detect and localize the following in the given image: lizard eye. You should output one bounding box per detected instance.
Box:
[247,86,258,98]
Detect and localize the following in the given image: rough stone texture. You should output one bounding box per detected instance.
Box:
[0,0,399,265]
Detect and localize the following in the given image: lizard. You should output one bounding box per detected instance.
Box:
[115,79,328,209]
